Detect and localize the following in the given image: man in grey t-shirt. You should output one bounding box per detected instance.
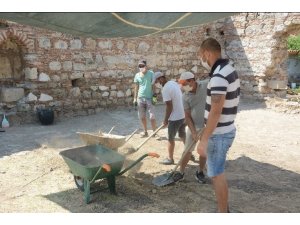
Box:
[173,72,208,183]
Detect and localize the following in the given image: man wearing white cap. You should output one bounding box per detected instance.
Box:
[172,71,209,183]
[153,71,186,165]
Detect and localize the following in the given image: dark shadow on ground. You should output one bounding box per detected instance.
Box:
[44,156,300,213]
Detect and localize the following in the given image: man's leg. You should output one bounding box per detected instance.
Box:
[206,129,236,213]
[147,99,157,132]
[167,140,175,161]
[212,173,229,213]
[137,99,148,136]
[179,128,193,173]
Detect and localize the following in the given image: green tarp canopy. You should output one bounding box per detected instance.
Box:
[0,13,235,38]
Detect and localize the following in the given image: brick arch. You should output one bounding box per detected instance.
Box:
[0,28,32,50]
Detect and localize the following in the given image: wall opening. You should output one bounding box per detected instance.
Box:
[0,38,25,87]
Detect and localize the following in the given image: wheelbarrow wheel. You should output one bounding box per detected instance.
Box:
[74,176,84,191]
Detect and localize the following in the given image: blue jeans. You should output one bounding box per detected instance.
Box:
[207,129,236,177]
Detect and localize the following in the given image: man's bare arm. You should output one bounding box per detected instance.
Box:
[201,94,225,140]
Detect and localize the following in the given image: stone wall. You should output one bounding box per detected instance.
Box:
[0,13,300,124]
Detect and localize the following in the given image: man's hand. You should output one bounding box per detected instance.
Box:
[162,120,168,128]
[133,98,137,105]
[197,139,208,158]
[191,131,198,142]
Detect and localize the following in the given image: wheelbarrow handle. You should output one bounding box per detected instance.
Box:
[118,153,159,176]
[148,152,160,158]
[91,164,111,183]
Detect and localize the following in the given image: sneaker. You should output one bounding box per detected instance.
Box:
[159,158,174,165]
[140,132,148,138]
[195,171,206,184]
[172,172,184,182]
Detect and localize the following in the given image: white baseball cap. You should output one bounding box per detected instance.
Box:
[179,71,195,85]
[152,71,164,84]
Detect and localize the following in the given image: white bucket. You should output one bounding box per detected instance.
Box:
[291,83,297,89]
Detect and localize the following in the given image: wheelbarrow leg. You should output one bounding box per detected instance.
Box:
[107,176,116,194]
[84,179,91,204]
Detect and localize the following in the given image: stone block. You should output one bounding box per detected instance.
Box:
[73,63,85,71]
[24,67,38,80]
[138,42,150,52]
[90,86,99,91]
[267,80,287,89]
[69,87,81,98]
[110,91,117,97]
[63,61,73,71]
[111,85,117,90]
[27,93,37,102]
[125,89,132,97]
[98,41,112,49]
[191,66,198,73]
[38,37,51,48]
[49,61,61,71]
[0,88,24,102]
[39,73,50,82]
[70,72,83,80]
[54,40,68,49]
[116,41,124,49]
[99,86,109,91]
[39,93,53,102]
[70,39,82,49]
[117,91,124,98]
[85,38,96,50]
[102,92,109,97]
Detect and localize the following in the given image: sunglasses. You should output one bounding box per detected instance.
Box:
[138,65,146,68]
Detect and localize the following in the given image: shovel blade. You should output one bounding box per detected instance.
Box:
[152,173,175,187]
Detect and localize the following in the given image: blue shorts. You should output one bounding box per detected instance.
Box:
[207,129,236,178]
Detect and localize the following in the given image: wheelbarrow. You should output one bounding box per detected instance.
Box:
[59,144,159,203]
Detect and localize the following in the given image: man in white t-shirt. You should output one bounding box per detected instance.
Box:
[153,72,186,165]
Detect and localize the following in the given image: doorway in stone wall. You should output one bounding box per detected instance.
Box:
[0,38,25,87]
[287,34,300,88]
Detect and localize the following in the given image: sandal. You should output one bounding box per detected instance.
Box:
[140,132,148,138]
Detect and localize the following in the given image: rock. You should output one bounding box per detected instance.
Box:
[39,93,53,102]
[102,92,109,97]
[39,73,50,82]
[125,89,132,97]
[38,37,51,48]
[54,40,68,49]
[0,88,24,102]
[99,86,109,91]
[70,39,82,49]
[111,85,117,90]
[27,93,37,102]
[24,67,38,80]
[117,91,125,98]
[90,86,99,91]
[152,189,157,194]
[98,41,112,49]
[63,61,73,71]
[49,61,61,71]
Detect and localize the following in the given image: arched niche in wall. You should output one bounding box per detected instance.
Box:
[0,38,25,87]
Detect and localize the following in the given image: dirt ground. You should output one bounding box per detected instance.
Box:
[0,99,300,213]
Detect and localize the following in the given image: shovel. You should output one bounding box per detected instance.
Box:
[152,128,203,187]
[125,129,138,142]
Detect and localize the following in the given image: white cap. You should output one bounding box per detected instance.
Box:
[179,71,195,84]
[152,71,164,84]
